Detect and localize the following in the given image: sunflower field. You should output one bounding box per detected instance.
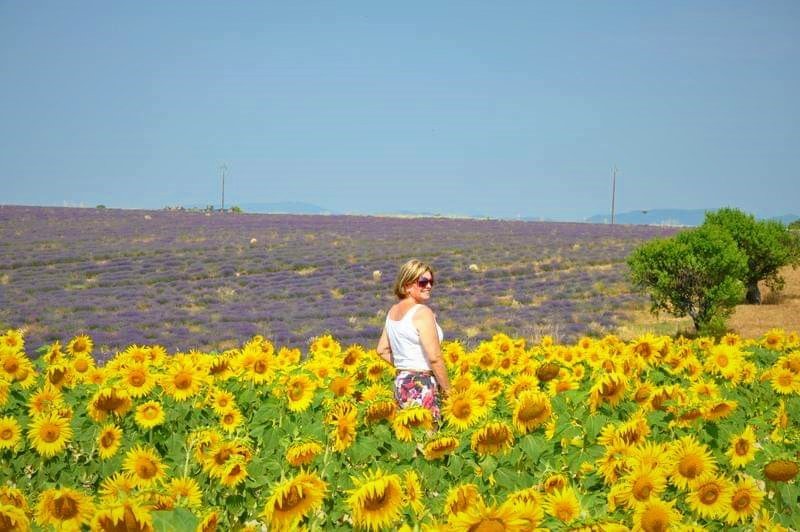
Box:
[0,328,798,531]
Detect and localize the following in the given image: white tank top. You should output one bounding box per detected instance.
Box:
[385,304,444,371]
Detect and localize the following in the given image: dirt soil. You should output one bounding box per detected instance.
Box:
[728,266,800,337]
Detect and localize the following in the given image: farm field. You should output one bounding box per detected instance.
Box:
[0,205,677,360]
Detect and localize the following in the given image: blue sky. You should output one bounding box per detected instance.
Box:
[1,1,798,220]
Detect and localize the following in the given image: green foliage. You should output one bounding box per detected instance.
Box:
[628,224,747,333]
[703,208,800,303]
[230,205,243,213]
[789,218,800,230]
[95,204,106,209]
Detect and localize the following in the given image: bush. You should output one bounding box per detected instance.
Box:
[703,208,800,303]
[628,224,747,334]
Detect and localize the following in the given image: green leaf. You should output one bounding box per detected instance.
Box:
[152,508,200,532]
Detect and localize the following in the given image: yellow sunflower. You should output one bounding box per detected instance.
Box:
[726,426,758,468]
[99,472,138,501]
[444,483,483,518]
[123,445,168,487]
[470,420,514,456]
[341,344,364,371]
[588,371,628,412]
[35,487,95,530]
[763,459,799,482]
[97,424,123,460]
[401,470,425,516]
[506,488,544,529]
[328,403,358,452]
[70,352,95,381]
[162,362,205,401]
[442,390,485,431]
[134,400,166,429]
[543,486,581,524]
[284,374,317,412]
[66,334,93,357]
[365,399,397,424]
[449,500,529,531]
[28,411,72,457]
[686,473,732,520]
[208,388,236,415]
[632,497,682,532]
[423,435,460,460]
[669,436,717,490]
[263,470,327,528]
[197,510,220,532]
[771,367,800,394]
[504,375,538,404]
[347,468,403,531]
[285,440,324,467]
[1,350,34,383]
[616,465,667,509]
[762,328,785,351]
[702,399,737,421]
[0,329,24,352]
[0,416,22,451]
[328,375,356,398]
[121,362,157,398]
[87,386,132,421]
[725,475,764,525]
[92,499,153,532]
[165,476,202,509]
[0,503,28,532]
[219,459,249,488]
[512,390,552,434]
[219,407,243,433]
[392,406,433,442]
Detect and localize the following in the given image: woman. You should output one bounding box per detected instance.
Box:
[377,259,451,420]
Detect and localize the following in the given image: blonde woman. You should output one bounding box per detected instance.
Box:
[377,259,451,420]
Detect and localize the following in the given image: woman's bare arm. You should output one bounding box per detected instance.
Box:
[376,327,393,364]
[414,306,451,394]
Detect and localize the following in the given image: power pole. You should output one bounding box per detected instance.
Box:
[610,165,618,225]
[220,164,227,211]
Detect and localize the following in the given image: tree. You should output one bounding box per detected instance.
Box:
[628,225,747,334]
[703,208,800,303]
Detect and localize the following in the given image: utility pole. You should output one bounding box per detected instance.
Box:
[610,165,618,225]
[220,164,227,211]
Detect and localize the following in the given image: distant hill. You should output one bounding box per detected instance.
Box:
[586,209,799,227]
[235,202,333,214]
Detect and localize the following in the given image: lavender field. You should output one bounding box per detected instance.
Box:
[0,205,677,360]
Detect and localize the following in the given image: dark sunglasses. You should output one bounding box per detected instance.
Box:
[417,277,434,288]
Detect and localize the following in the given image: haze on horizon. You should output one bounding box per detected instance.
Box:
[1,2,798,221]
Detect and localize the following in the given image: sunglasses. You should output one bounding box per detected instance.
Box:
[417,277,434,288]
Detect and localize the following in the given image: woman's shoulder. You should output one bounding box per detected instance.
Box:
[411,304,435,320]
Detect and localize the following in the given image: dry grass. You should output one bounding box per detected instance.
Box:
[728,266,800,337]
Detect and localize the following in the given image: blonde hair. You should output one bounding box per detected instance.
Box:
[393,259,434,299]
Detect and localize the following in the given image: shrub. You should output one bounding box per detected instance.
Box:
[627,224,747,334]
[703,208,800,303]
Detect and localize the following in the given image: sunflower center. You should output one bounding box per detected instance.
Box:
[453,400,472,419]
[49,368,66,385]
[217,397,230,408]
[678,456,702,479]
[74,359,89,372]
[641,508,667,532]
[101,432,116,447]
[174,372,193,390]
[735,439,750,456]
[143,406,159,420]
[778,373,792,386]
[601,381,620,397]
[277,486,303,511]
[53,494,79,519]
[716,355,729,367]
[699,484,720,505]
[518,401,546,422]
[633,478,653,500]
[129,372,146,387]
[555,502,576,522]
[223,413,235,424]
[72,340,87,353]
[253,360,268,374]
[96,394,125,412]
[136,459,158,479]
[214,449,231,465]
[469,518,506,532]
[41,424,61,443]
[1,428,13,440]
[363,488,389,511]
[3,358,19,373]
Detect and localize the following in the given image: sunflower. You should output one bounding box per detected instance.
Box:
[347,469,403,531]
[262,470,327,528]
[506,488,544,529]
[542,473,568,494]
[423,435,460,460]
[725,476,764,525]
[726,426,757,468]
[218,407,243,433]
[702,399,737,421]
[35,487,95,530]
[771,367,800,394]
[70,352,95,380]
[219,459,249,488]
[242,348,277,385]
[616,465,667,509]
[512,390,552,434]
[402,470,425,516]
[45,362,75,389]
[0,503,28,532]
[392,406,433,442]
[1,351,33,383]
[451,372,476,393]
[134,401,166,429]
[588,371,628,412]
[99,472,137,501]
[504,375,538,404]
[763,459,799,482]
[197,510,220,532]
[162,362,205,401]
[762,328,785,350]
[88,386,133,421]
[442,390,485,431]
[203,441,243,478]
[163,476,202,509]
[328,375,356,397]
[365,399,396,424]
[121,362,157,398]
[444,483,483,518]
[65,334,93,357]
[92,499,153,532]
[341,344,365,371]
[632,498,681,532]
[686,473,732,519]
[284,374,317,412]
[285,440,324,467]
[470,420,514,456]
[669,436,717,490]
[328,403,358,452]
[0,416,21,451]
[97,424,123,460]
[28,412,72,457]
[543,486,581,524]
[123,445,168,487]
[449,500,529,531]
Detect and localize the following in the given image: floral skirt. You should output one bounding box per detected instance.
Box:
[394,370,441,421]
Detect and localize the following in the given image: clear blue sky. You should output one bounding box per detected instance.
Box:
[1,1,798,220]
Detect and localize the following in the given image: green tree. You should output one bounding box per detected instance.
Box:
[703,208,800,303]
[628,225,747,334]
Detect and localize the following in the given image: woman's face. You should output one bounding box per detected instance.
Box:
[406,271,434,302]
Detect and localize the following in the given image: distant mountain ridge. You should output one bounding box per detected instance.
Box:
[586,209,799,227]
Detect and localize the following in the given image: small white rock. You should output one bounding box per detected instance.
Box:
[250,238,258,245]
[144,214,152,220]
[468,264,479,272]
[372,270,382,282]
